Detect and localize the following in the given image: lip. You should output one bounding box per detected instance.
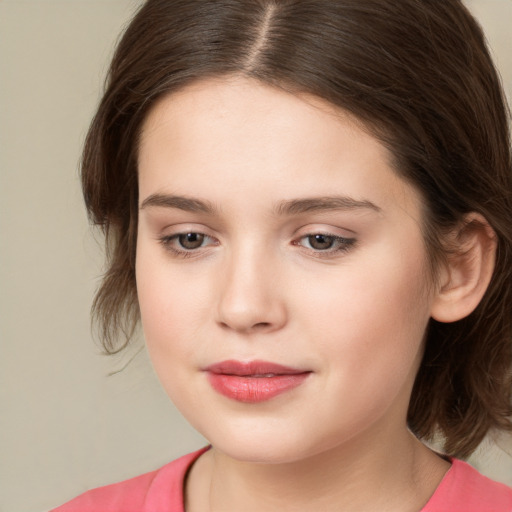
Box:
[204,360,312,403]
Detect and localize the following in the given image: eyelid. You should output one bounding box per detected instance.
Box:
[157,222,217,240]
[292,221,356,236]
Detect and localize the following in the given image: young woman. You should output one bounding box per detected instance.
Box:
[53,0,512,510]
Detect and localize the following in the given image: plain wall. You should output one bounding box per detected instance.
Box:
[0,1,511,511]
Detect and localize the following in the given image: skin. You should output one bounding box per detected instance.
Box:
[136,75,453,511]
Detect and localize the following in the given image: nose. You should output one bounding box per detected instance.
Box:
[215,245,288,334]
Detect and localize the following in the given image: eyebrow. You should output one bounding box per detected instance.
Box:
[140,193,381,215]
[274,196,381,215]
[140,193,216,213]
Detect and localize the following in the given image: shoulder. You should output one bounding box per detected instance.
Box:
[50,447,209,512]
[423,458,512,512]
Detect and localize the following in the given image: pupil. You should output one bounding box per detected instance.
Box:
[309,234,334,250]
[179,233,204,249]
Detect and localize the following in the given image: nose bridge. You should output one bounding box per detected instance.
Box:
[216,238,286,333]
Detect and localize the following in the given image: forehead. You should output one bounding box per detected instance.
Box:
[138,75,422,218]
[141,76,363,151]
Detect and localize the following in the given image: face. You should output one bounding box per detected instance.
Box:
[136,76,436,464]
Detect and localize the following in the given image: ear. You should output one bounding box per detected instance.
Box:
[430,213,497,323]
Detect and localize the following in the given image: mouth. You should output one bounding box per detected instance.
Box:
[204,360,312,403]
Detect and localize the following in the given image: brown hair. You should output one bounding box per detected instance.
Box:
[82,0,512,458]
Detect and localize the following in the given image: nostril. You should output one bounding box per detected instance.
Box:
[219,320,273,333]
[253,322,271,330]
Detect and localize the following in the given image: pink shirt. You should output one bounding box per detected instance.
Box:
[52,447,512,512]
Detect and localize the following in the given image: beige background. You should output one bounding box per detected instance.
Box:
[0,1,511,511]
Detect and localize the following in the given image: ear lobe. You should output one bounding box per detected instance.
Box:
[430,213,497,323]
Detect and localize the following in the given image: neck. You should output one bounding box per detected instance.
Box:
[186,423,449,512]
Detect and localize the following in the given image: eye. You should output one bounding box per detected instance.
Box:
[294,232,356,256]
[158,231,217,257]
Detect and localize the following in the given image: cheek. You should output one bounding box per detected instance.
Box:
[137,268,205,418]
[135,243,202,367]
[301,241,432,385]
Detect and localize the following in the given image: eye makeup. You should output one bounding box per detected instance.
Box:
[157,229,357,260]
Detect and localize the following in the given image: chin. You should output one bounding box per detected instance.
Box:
[188,416,304,463]
[214,440,312,465]
[192,414,346,466]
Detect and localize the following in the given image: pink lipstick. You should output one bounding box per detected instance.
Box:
[205,360,311,403]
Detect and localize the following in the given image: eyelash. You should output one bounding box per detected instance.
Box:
[158,232,357,259]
